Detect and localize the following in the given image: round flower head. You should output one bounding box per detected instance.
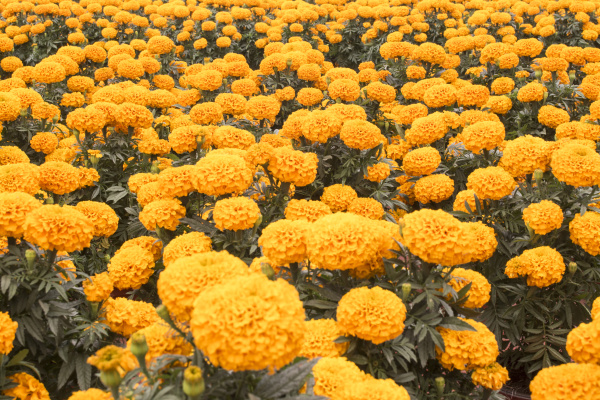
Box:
[83,272,114,303]
[402,209,474,266]
[402,147,440,176]
[301,110,343,144]
[139,199,185,231]
[193,154,253,196]
[213,197,260,231]
[471,362,510,391]
[30,132,59,155]
[406,114,449,146]
[117,236,163,262]
[347,198,385,220]
[328,79,361,102]
[538,105,570,129]
[24,205,93,252]
[38,161,80,195]
[505,246,565,288]
[340,120,384,150]
[0,192,41,238]
[268,147,318,187]
[313,357,368,400]
[258,219,310,265]
[0,146,29,165]
[445,268,491,308]
[300,319,348,359]
[592,297,600,320]
[523,201,563,235]
[436,318,499,370]
[566,319,600,364]
[306,213,387,270]
[100,297,158,336]
[158,251,250,321]
[342,378,410,400]
[108,245,155,290]
[75,201,119,238]
[127,322,192,366]
[462,221,498,262]
[0,311,18,355]
[246,95,281,121]
[285,199,331,222]
[321,184,357,212]
[0,163,39,195]
[190,274,305,371]
[67,388,112,400]
[414,174,454,204]
[4,373,50,400]
[453,189,482,214]
[530,363,600,400]
[467,166,516,200]
[462,121,505,154]
[499,135,551,177]
[551,143,600,187]
[337,286,406,344]
[162,232,212,267]
[569,211,600,256]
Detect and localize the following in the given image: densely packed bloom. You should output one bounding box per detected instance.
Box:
[436,318,499,370]
[529,363,600,400]
[505,246,565,288]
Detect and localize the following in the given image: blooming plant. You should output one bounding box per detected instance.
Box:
[0,0,598,399]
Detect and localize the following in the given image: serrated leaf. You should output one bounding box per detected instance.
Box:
[75,353,92,390]
[254,359,319,399]
[438,317,477,332]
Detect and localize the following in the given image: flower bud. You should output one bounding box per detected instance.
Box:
[183,366,205,397]
[568,261,577,274]
[25,249,36,269]
[150,162,160,174]
[543,91,548,102]
[46,196,54,204]
[19,108,28,117]
[286,58,293,68]
[534,69,542,79]
[398,219,405,237]
[533,168,543,182]
[100,369,122,389]
[569,70,576,82]
[90,155,99,168]
[103,254,110,263]
[401,283,411,301]
[130,332,148,359]
[435,377,445,396]
[156,304,174,326]
[261,262,275,279]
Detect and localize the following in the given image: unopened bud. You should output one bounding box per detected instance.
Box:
[183,366,205,397]
[569,70,576,82]
[156,304,173,325]
[90,155,99,168]
[568,261,577,274]
[435,377,445,396]
[103,254,110,263]
[261,262,275,279]
[19,108,27,117]
[534,69,542,79]
[543,91,548,102]
[534,168,543,182]
[52,114,60,123]
[46,196,54,204]
[150,162,160,174]
[401,283,411,301]
[130,332,148,359]
[286,58,293,68]
[100,369,122,389]
[25,249,36,269]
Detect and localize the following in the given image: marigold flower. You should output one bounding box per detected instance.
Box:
[467,166,516,200]
[446,268,491,308]
[566,319,600,364]
[337,286,406,344]
[569,211,600,256]
[530,363,600,400]
[246,95,281,121]
[75,201,119,238]
[100,298,158,337]
[436,318,499,370]
[300,319,348,359]
[139,199,185,231]
[83,272,114,303]
[190,274,305,371]
[342,378,410,400]
[127,322,192,365]
[551,143,600,187]
[4,373,50,400]
[0,163,39,194]
[321,184,357,212]
[313,357,368,400]
[284,199,331,222]
[462,121,505,154]
[67,389,112,400]
[505,246,565,288]
[517,81,545,102]
[193,154,253,196]
[347,197,385,220]
[258,219,310,265]
[328,78,361,102]
[0,311,18,355]
[268,147,318,187]
[471,362,509,390]
[189,102,223,125]
[24,205,93,252]
[0,192,41,238]
[523,201,563,235]
[38,161,80,195]
[406,113,449,146]
[414,174,454,204]
[213,197,260,231]
[340,120,384,150]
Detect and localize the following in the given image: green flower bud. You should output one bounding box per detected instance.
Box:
[25,250,36,269]
[568,261,577,274]
[261,262,275,279]
[156,304,174,326]
[534,69,542,79]
[19,108,28,118]
[100,369,122,389]
[401,283,411,301]
[183,366,205,397]
[46,196,54,204]
[435,377,445,396]
[130,332,148,359]
[569,71,576,82]
[534,168,544,182]
[150,162,160,174]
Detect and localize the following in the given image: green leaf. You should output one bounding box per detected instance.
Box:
[438,317,477,332]
[6,349,28,367]
[75,353,92,390]
[57,358,76,389]
[254,359,319,399]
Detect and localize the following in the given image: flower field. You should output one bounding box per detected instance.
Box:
[0,0,600,398]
